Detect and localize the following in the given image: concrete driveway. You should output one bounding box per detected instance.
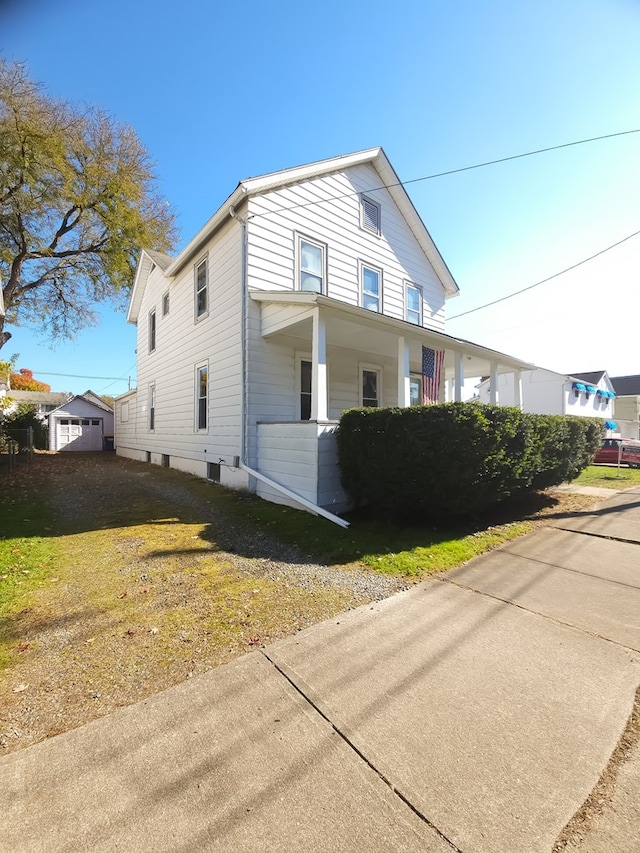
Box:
[2,488,640,852]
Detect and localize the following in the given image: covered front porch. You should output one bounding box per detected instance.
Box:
[249,291,535,513]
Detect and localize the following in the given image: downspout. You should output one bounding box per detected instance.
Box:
[229,206,349,529]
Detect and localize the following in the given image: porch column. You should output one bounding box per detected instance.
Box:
[397,336,410,406]
[513,370,523,410]
[311,308,328,420]
[454,351,464,402]
[489,362,499,405]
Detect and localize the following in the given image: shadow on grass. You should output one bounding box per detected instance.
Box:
[1,452,626,573]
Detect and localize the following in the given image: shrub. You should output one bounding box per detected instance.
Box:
[2,404,49,450]
[337,402,603,520]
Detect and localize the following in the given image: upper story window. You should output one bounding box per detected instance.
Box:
[405,283,422,325]
[195,257,208,319]
[298,236,326,293]
[148,309,156,352]
[361,263,381,312]
[162,291,170,316]
[361,195,381,235]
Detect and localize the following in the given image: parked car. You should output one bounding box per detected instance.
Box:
[593,438,640,468]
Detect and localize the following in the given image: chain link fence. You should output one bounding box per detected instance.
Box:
[0,426,34,472]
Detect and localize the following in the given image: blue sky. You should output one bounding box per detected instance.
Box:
[2,0,639,395]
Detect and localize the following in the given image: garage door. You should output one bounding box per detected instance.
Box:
[56,418,103,451]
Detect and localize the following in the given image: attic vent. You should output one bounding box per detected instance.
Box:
[361,196,381,235]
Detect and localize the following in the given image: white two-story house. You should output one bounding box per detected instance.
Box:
[116,148,532,524]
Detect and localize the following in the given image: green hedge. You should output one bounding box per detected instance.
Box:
[337,403,603,519]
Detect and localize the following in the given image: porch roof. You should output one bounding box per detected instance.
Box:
[249,291,535,379]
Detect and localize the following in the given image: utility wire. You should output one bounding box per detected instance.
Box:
[250,128,640,219]
[21,370,131,381]
[447,228,640,321]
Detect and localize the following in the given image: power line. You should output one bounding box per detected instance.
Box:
[251,128,640,219]
[21,370,131,381]
[447,228,640,321]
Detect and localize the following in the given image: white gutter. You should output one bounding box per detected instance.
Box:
[230,206,349,529]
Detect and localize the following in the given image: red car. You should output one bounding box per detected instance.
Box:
[593,438,640,468]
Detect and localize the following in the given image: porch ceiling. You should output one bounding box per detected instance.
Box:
[250,291,535,379]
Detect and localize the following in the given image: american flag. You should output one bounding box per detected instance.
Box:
[422,346,444,405]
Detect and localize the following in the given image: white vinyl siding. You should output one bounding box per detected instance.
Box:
[246,163,446,329]
[124,217,243,475]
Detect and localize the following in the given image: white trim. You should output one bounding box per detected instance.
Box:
[359,362,383,407]
[194,254,209,321]
[359,261,383,313]
[405,281,423,326]
[195,361,208,432]
[296,233,327,294]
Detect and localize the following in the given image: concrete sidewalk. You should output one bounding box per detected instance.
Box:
[2,489,640,852]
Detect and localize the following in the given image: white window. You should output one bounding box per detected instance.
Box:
[299,358,312,421]
[361,195,381,235]
[195,257,208,318]
[196,363,208,431]
[149,384,155,431]
[298,236,326,293]
[361,264,382,312]
[360,365,381,408]
[148,309,156,352]
[410,375,422,406]
[405,283,422,325]
[162,291,170,316]
[120,402,129,423]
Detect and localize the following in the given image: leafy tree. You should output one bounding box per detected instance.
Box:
[0,60,178,351]
[9,367,51,391]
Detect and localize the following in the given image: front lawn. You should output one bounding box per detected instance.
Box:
[574,465,640,489]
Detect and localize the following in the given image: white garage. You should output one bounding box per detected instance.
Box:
[48,391,115,452]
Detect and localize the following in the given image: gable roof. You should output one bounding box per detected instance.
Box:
[610,374,640,396]
[48,391,113,417]
[128,148,459,322]
[570,371,608,385]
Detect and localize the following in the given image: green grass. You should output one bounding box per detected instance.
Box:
[201,482,539,577]
[574,465,640,489]
[0,493,60,667]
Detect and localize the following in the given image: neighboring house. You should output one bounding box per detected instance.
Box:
[116,147,533,522]
[48,391,114,452]
[477,368,617,428]
[3,389,70,419]
[610,375,640,439]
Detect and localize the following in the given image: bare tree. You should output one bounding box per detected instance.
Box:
[0,60,178,350]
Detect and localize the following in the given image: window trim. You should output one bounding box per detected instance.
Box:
[409,374,422,406]
[359,261,382,313]
[195,255,208,320]
[359,362,382,408]
[405,281,423,326]
[296,233,327,294]
[162,291,170,316]
[148,308,157,352]
[360,194,381,236]
[149,383,156,431]
[195,361,208,432]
